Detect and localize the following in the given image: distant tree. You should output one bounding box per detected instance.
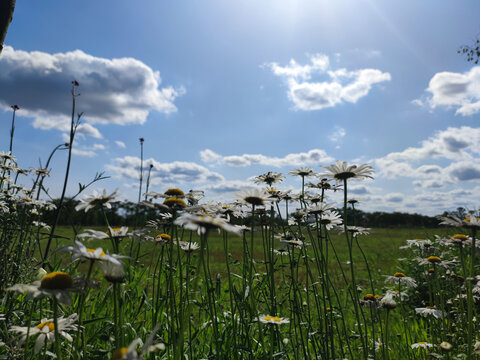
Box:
[458,37,480,64]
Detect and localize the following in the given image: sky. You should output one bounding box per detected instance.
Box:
[1,0,480,215]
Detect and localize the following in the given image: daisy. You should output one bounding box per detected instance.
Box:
[236,188,269,207]
[289,167,316,178]
[400,239,433,249]
[60,241,123,265]
[174,213,241,235]
[307,202,336,215]
[341,226,370,237]
[257,315,289,325]
[8,271,78,304]
[280,238,309,248]
[99,261,126,283]
[155,233,171,245]
[163,188,185,197]
[178,241,200,252]
[415,306,445,319]
[185,190,205,205]
[10,314,78,354]
[111,327,165,359]
[317,210,343,230]
[273,248,289,256]
[75,189,120,212]
[380,293,397,309]
[385,272,417,288]
[163,197,187,209]
[411,342,433,350]
[321,160,374,182]
[439,215,480,229]
[254,172,285,186]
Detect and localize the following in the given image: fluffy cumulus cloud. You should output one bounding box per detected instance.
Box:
[106,156,224,186]
[200,148,334,167]
[266,54,391,111]
[375,126,480,185]
[422,66,480,116]
[0,46,184,137]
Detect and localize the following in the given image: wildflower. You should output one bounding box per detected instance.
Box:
[341,226,370,237]
[163,197,187,209]
[415,307,445,319]
[322,160,374,182]
[8,271,78,304]
[289,167,316,178]
[427,256,441,264]
[360,294,380,309]
[257,315,289,325]
[164,188,184,197]
[29,167,50,177]
[380,293,397,309]
[237,188,269,207]
[111,327,164,359]
[273,248,289,256]
[317,210,343,230]
[10,314,77,354]
[439,214,480,229]
[178,241,200,252]
[60,241,122,265]
[400,239,433,249]
[385,272,417,288]
[75,189,120,212]
[307,202,336,215]
[280,238,309,248]
[254,172,284,186]
[440,341,453,352]
[174,213,241,235]
[99,261,126,283]
[411,342,433,349]
[155,233,171,245]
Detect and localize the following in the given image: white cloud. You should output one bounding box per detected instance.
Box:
[204,180,255,194]
[329,127,346,143]
[422,66,480,116]
[375,126,480,181]
[200,149,222,163]
[72,148,96,157]
[200,148,334,167]
[115,141,126,148]
[0,46,184,137]
[266,54,390,111]
[106,156,225,186]
[92,143,105,150]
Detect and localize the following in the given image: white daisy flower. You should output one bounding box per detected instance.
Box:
[415,307,445,319]
[254,172,285,186]
[98,261,126,283]
[411,342,433,349]
[385,272,417,288]
[341,226,370,237]
[174,213,241,235]
[60,240,123,265]
[236,188,270,207]
[317,210,343,230]
[178,241,200,252]
[75,188,120,212]
[257,315,289,325]
[110,326,164,359]
[289,167,316,178]
[321,160,374,182]
[10,314,77,353]
[7,271,78,304]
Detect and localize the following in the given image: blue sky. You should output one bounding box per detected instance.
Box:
[1,0,480,215]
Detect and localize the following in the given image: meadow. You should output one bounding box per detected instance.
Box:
[1,93,480,359]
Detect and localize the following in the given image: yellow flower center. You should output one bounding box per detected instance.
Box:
[426,256,441,264]
[40,271,73,290]
[264,316,281,322]
[417,342,426,345]
[452,234,468,241]
[163,197,187,209]
[111,347,128,360]
[426,306,435,309]
[164,188,185,196]
[363,294,376,301]
[428,268,435,273]
[326,307,332,312]
[394,272,406,278]
[36,321,54,332]
[156,234,171,241]
[86,248,105,256]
